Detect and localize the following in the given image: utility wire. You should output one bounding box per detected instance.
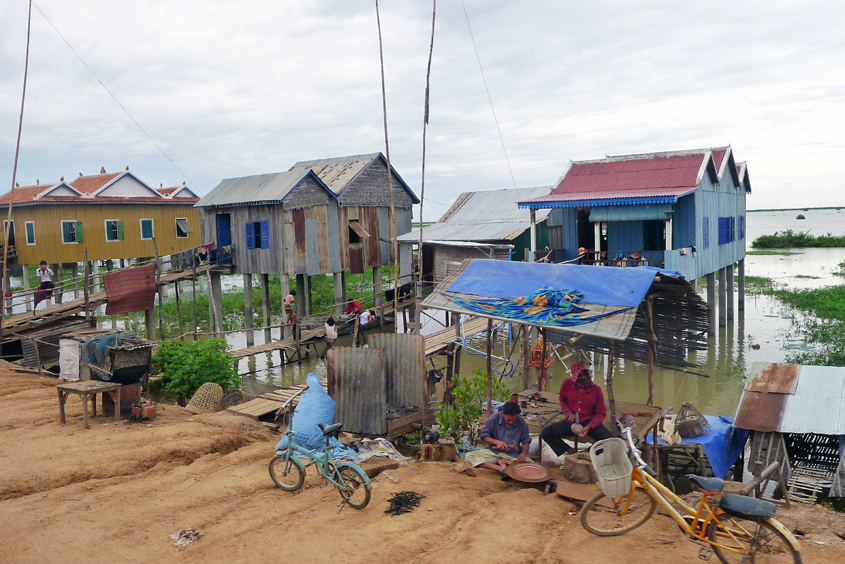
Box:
[460,0,517,189]
[32,2,197,189]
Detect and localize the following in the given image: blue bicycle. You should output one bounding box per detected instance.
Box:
[269,387,372,510]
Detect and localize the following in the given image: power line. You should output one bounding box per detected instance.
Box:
[32,2,197,189]
[460,0,517,189]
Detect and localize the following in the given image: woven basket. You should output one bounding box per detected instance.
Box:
[185,382,224,414]
[676,401,710,439]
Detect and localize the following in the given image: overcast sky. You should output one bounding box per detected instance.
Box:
[2,1,843,220]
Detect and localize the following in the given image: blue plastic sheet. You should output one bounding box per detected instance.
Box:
[646,415,749,479]
[446,260,660,307]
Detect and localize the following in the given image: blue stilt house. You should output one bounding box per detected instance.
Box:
[519,146,751,331]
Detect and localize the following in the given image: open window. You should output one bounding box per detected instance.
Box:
[105,219,124,242]
[348,220,369,244]
[175,218,192,239]
[62,220,83,244]
[2,220,15,246]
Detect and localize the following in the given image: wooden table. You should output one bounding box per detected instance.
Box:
[57,380,122,428]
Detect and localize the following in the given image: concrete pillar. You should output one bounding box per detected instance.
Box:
[726,263,735,321]
[280,274,290,339]
[718,267,727,328]
[243,274,254,347]
[210,272,224,338]
[738,258,745,312]
[594,221,601,253]
[529,209,537,262]
[333,272,344,317]
[55,262,64,304]
[22,265,31,312]
[706,272,716,335]
[145,308,155,341]
[261,273,271,344]
[665,217,673,251]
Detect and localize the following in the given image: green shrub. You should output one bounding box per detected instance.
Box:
[152,339,241,404]
[436,370,512,443]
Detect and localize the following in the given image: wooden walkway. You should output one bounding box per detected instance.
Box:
[231,327,325,360]
[227,376,328,420]
[424,316,492,357]
[2,264,226,338]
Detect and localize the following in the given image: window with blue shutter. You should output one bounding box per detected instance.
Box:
[718,217,729,245]
[702,217,710,249]
[245,222,255,249]
[260,220,269,249]
[730,217,736,242]
[739,215,745,239]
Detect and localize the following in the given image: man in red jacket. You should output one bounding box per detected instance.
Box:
[540,362,613,456]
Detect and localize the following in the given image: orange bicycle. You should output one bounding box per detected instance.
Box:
[580,415,801,563]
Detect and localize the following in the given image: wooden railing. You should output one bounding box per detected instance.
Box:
[577,250,665,269]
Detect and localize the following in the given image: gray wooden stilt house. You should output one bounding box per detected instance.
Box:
[195,168,339,339]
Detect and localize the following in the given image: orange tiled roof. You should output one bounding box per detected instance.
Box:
[0,184,47,205]
[70,173,121,194]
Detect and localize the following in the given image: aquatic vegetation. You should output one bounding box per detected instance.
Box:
[752,229,845,248]
[833,260,845,278]
[746,250,799,256]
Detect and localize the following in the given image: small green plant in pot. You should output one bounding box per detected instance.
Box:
[436,370,512,445]
[152,339,241,405]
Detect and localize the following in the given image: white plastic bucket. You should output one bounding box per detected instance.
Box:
[589,438,633,497]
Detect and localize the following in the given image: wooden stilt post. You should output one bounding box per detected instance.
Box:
[22,264,31,312]
[83,249,91,324]
[261,273,271,345]
[174,277,184,340]
[280,274,290,340]
[244,274,254,346]
[486,317,493,415]
[607,341,617,435]
[56,261,63,304]
[444,342,455,407]
[522,323,530,391]
[192,251,198,341]
[73,262,79,299]
[206,271,215,334]
[374,266,384,330]
[645,297,656,405]
[210,272,224,339]
[152,238,163,340]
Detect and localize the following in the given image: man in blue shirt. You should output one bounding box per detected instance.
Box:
[465,401,532,481]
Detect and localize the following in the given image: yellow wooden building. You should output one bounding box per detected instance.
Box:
[0,170,201,266]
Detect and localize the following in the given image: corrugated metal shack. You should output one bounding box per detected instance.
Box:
[398,186,553,285]
[734,362,845,500]
[326,333,430,438]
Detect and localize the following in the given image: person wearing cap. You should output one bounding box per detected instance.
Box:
[540,362,613,456]
[465,401,532,481]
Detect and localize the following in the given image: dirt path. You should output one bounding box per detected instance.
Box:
[1,364,843,564]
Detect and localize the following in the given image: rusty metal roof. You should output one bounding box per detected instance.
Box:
[734,363,845,435]
[291,153,419,203]
[438,187,552,223]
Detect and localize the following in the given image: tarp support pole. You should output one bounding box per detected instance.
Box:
[538,328,548,391]
[486,317,493,415]
[521,323,530,391]
[607,340,616,436]
[645,297,656,405]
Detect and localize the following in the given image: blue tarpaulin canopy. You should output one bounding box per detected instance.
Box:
[446,260,662,307]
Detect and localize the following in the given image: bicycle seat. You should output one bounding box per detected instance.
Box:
[688,475,725,494]
[719,494,776,521]
[318,422,343,436]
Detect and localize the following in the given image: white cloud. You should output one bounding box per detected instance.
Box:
[1,0,843,219]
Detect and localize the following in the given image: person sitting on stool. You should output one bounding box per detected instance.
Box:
[540,362,613,456]
[465,401,531,481]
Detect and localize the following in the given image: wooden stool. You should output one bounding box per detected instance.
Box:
[57,381,122,429]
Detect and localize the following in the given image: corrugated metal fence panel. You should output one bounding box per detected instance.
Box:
[367,333,425,408]
[779,365,845,435]
[327,347,387,435]
[21,320,91,367]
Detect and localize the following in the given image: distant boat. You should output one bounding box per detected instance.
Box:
[796,214,806,220]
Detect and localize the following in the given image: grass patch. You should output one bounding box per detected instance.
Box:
[746,250,799,256]
[752,229,845,249]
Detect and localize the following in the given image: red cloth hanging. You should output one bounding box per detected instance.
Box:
[103,264,157,315]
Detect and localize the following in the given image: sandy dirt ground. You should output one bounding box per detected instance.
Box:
[1,363,844,564]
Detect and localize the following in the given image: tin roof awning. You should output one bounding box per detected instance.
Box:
[589,203,673,222]
[348,220,369,238]
[175,218,193,233]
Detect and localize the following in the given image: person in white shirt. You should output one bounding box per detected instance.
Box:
[37,261,55,289]
[358,309,370,325]
[324,316,338,342]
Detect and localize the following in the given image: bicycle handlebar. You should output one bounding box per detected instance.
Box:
[617,414,658,478]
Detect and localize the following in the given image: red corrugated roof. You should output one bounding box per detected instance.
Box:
[158,187,178,196]
[0,185,46,205]
[527,153,707,204]
[70,173,121,194]
[712,149,726,172]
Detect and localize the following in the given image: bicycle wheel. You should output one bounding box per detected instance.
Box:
[580,487,657,536]
[708,518,801,564]
[269,453,305,492]
[338,467,370,509]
